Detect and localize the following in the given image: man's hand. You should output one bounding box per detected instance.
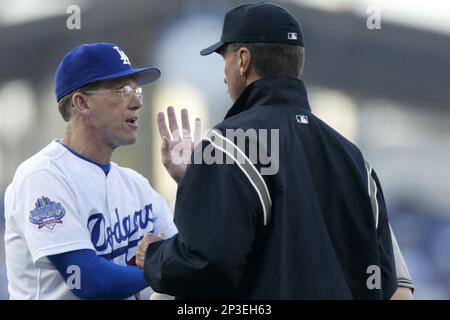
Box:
[157,106,202,184]
[136,233,165,270]
[391,287,414,300]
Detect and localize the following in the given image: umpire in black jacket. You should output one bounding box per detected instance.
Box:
[136,2,413,299]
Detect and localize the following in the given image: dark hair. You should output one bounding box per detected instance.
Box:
[57,81,104,122]
[221,42,305,78]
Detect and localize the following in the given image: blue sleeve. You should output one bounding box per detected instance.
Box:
[48,249,148,300]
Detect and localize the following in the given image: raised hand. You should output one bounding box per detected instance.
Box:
[157,106,202,184]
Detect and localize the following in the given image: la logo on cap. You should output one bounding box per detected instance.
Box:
[113,46,131,65]
[287,32,297,40]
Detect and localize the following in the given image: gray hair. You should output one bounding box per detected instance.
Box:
[221,42,305,78]
[57,81,104,122]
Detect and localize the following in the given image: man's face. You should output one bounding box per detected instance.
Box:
[84,77,142,148]
[223,46,247,103]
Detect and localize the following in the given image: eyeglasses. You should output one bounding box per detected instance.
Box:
[82,85,143,103]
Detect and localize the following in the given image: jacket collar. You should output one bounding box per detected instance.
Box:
[225,76,311,119]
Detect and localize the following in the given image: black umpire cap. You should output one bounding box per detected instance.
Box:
[200,2,304,56]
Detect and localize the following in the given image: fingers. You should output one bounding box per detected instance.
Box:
[194,118,202,147]
[160,136,170,162]
[143,233,154,242]
[136,257,143,270]
[181,109,190,138]
[136,233,163,269]
[167,106,180,140]
[157,112,171,141]
[159,107,201,143]
[143,233,164,245]
[136,238,147,269]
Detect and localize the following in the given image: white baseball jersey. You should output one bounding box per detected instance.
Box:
[4,140,177,299]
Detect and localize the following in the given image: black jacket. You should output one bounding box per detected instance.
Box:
[144,76,397,299]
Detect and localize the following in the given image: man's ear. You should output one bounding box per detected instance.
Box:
[238,47,252,77]
[72,92,90,115]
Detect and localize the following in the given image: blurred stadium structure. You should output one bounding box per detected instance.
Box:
[1,0,449,299]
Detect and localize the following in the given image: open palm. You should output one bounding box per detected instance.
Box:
[157,106,202,184]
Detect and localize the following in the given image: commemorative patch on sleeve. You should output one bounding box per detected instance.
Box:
[29,196,66,230]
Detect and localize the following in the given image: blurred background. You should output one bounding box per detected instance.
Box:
[0,0,449,299]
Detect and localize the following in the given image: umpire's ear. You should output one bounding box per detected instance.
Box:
[237,47,252,77]
[72,92,91,115]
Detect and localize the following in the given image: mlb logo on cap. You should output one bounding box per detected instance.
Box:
[288,32,298,40]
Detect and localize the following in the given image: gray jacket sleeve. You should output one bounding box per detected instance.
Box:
[390,225,414,291]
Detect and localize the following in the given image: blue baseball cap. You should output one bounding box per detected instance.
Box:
[55,43,161,102]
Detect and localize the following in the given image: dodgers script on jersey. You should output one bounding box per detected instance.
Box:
[4,141,177,299]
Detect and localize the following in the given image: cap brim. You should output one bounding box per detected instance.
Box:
[133,67,161,85]
[95,67,161,85]
[56,67,161,102]
[200,41,224,56]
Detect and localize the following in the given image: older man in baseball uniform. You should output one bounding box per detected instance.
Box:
[3,43,197,299]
